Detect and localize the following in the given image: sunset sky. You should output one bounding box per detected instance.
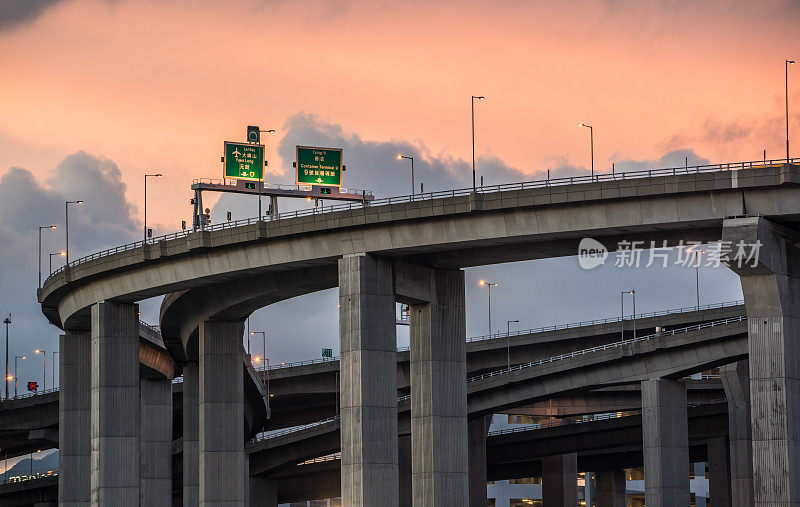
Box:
[0,0,797,387]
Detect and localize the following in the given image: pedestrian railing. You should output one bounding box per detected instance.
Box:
[45,157,798,283]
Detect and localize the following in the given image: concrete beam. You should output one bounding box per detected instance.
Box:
[541,453,578,505]
[140,378,172,505]
[338,254,398,506]
[199,320,246,504]
[410,268,468,506]
[708,436,731,507]
[721,360,754,507]
[595,469,626,507]
[249,477,277,506]
[468,416,491,507]
[642,378,689,506]
[90,301,140,505]
[722,216,800,505]
[58,331,90,505]
[183,362,199,506]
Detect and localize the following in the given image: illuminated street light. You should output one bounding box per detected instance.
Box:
[34,349,45,392]
[472,96,485,192]
[577,123,594,179]
[144,173,163,242]
[37,225,57,288]
[50,251,66,275]
[396,154,415,199]
[479,280,499,336]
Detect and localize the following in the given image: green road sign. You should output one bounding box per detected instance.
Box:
[322,348,333,358]
[224,141,264,181]
[247,125,260,143]
[296,146,342,186]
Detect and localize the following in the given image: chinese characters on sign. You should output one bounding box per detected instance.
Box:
[578,238,762,270]
[224,142,264,181]
[296,146,342,186]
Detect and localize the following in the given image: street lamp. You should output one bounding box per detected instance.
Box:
[37,225,57,288]
[144,173,163,242]
[506,320,519,370]
[396,154,415,199]
[620,290,636,341]
[52,351,59,391]
[50,251,66,275]
[787,60,796,162]
[577,123,594,179]
[34,350,45,392]
[3,315,9,401]
[689,248,707,309]
[472,96,485,192]
[250,330,270,407]
[14,356,25,399]
[65,200,84,265]
[479,280,499,337]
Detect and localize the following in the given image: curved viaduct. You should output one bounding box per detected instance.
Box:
[40,163,800,505]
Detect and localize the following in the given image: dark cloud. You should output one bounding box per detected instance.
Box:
[0,0,69,31]
[610,148,710,172]
[0,152,139,395]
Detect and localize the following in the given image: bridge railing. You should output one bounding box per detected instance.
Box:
[250,416,340,444]
[257,300,743,371]
[466,315,747,383]
[0,387,59,403]
[45,157,799,283]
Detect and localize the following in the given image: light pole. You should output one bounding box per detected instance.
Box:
[50,251,66,275]
[691,248,707,309]
[250,330,269,409]
[250,331,266,370]
[506,320,519,370]
[144,173,162,242]
[14,356,25,399]
[52,351,58,391]
[257,129,276,219]
[34,350,45,392]
[479,280,498,336]
[620,290,636,341]
[37,226,57,288]
[472,96,485,192]
[395,154,415,199]
[787,60,796,162]
[3,315,9,401]
[577,123,594,179]
[65,200,84,265]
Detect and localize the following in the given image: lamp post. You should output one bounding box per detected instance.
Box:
[250,330,269,409]
[472,96,485,192]
[3,315,9,401]
[620,290,636,341]
[144,173,163,242]
[50,251,66,275]
[250,331,266,371]
[14,356,25,399]
[506,320,519,370]
[395,154,415,199]
[52,351,58,391]
[34,350,45,392]
[37,226,57,288]
[479,280,498,337]
[65,200,84,265]
[577,123,594,179]
[690,248,707,309]
[787,60,796,162]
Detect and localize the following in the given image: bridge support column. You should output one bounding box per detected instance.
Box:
[723,216,800,505]
[410,268,468,506]
[595,469,626,507]
[199,320,245,505]
[90,301,140,505]
[468,415,491,507]
[338,253,398,506]
[249,476,277,506]
[183,362,199,506]
[708,436,731,507]
[641,378,689,507]
[59,331,91,506]
[721,360,754,507]
[542,453,578,505]
[140,378,172,506]
[399,435,412,506]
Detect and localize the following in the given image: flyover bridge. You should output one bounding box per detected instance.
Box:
[38,160,800,505]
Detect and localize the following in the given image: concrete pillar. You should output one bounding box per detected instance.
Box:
[595,469,626,507]
[641,378,689,507]
[410,268,468,506]
[721,360,754,507]
[707,437,731,507]
[90,301,140,505]
[140,378,172,506]
[183,362,199,506]
[399,435,412,507]
[542,453,578,506]
[338,254,398,506]
[249,476,278,506]
[468,416,491,507]
[59,331,91,506]
[198,320,245,505]
[722,216,800,505]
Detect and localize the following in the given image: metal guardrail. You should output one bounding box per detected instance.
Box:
[44,157,798,283]
[0,387,59,403]
[250,416,340,443]
[298,452,341,466]
[193,178,374,198]
[466,315,746,383]
[259,300,743,371]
